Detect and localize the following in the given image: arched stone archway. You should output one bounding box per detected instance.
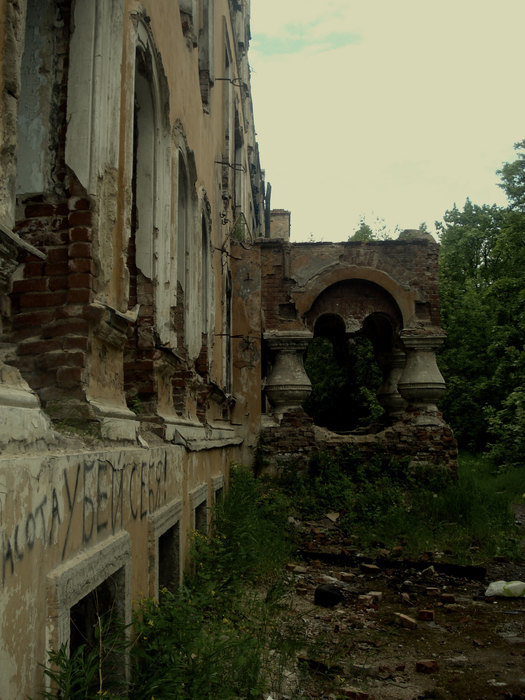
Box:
[243,234,457,473]
[300,280,406,432]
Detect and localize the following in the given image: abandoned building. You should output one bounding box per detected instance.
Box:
[0,0,456,695]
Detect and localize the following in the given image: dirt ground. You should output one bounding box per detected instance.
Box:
[275,507,525,700]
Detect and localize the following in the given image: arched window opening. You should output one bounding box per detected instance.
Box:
[133,50,155,281]
[124,47,158,413]
[175,151,190,351]
[303,312,385,433]
[201,212,209,339]
[224,269,232,393]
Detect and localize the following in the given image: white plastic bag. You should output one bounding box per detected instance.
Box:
[485,580,525,597]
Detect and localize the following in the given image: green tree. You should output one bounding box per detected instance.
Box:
[437,143,525,465]
[497,139,525,211]
[349,216,398,241]
[436,200,504,449]
[349,218,375,241]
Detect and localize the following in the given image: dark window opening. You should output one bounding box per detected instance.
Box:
[158,522,180,593]
[69,568,126,691]
[195,500,208,535]
[304,314,384,433]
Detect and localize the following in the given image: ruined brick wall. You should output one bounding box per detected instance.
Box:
[9,2,100,415]
[259,408,315,472]
[11,187,94,411]
[253,231,456,475]
[260,410,458,476]
[259,236,442,331]
[259,240,301,330]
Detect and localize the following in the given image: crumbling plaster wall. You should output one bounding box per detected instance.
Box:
[0,442,237,698]
[0,1,264,696]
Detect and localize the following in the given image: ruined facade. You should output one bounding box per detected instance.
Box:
[233,223,457,473]
[0,1,455,696]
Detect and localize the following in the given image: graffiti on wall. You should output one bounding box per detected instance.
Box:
[1,453,168,585]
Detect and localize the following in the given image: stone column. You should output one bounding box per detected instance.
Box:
[377,348,408,419]
[263,330,312,419]
[397,331,446,423]
[0,225,54,451]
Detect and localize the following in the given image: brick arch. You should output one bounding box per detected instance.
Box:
[294,266,417,328]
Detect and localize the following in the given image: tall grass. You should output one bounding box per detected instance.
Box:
[282,447,523,563]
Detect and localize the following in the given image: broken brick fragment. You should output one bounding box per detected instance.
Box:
[394,612,417,629]
[416,659,439,673]
[418,609,435,621]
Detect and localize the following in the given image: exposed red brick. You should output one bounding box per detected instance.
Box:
[57,367,84,389]
[68,273,93,289]
[11,278,47,294]
[66,289,92,304]
[19,291,67,308]
[55,202,69,216]
[45,262,69,276]
[25,203,54,217]
[68,196,91,211]
[30,372,57,390]
[45,319,89,338]
[69,242,92,258]
[62,336,89,351]
[68,210,92,227]
[69,227,92,242]
[48,277,69,291]
[13,310,55,329]
[18,338,63,356]
[24,261,45,276]
[37,350,85,370]
[46,247,68,263]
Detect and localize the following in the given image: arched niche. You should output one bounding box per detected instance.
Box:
[302,281,404,432]
[295,266,417,327]
[304,278,403,337]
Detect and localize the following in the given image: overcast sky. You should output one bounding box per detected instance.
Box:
[249,1,525,242]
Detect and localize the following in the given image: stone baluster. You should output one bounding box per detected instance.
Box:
[397,331,446,423]
[377,348,408,418]
[263,330,312,419]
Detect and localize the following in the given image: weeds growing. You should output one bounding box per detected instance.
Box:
[40,452,523,698]
[282,446,523,563]
[129,466,301,699]
[41,466,305,699]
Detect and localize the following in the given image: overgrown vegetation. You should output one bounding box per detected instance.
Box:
[437,141,525,468]
[41,466,305,699]
[41,451,523,699]
[282,447,523,564]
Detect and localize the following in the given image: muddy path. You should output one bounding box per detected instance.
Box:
[277,514,525,699]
